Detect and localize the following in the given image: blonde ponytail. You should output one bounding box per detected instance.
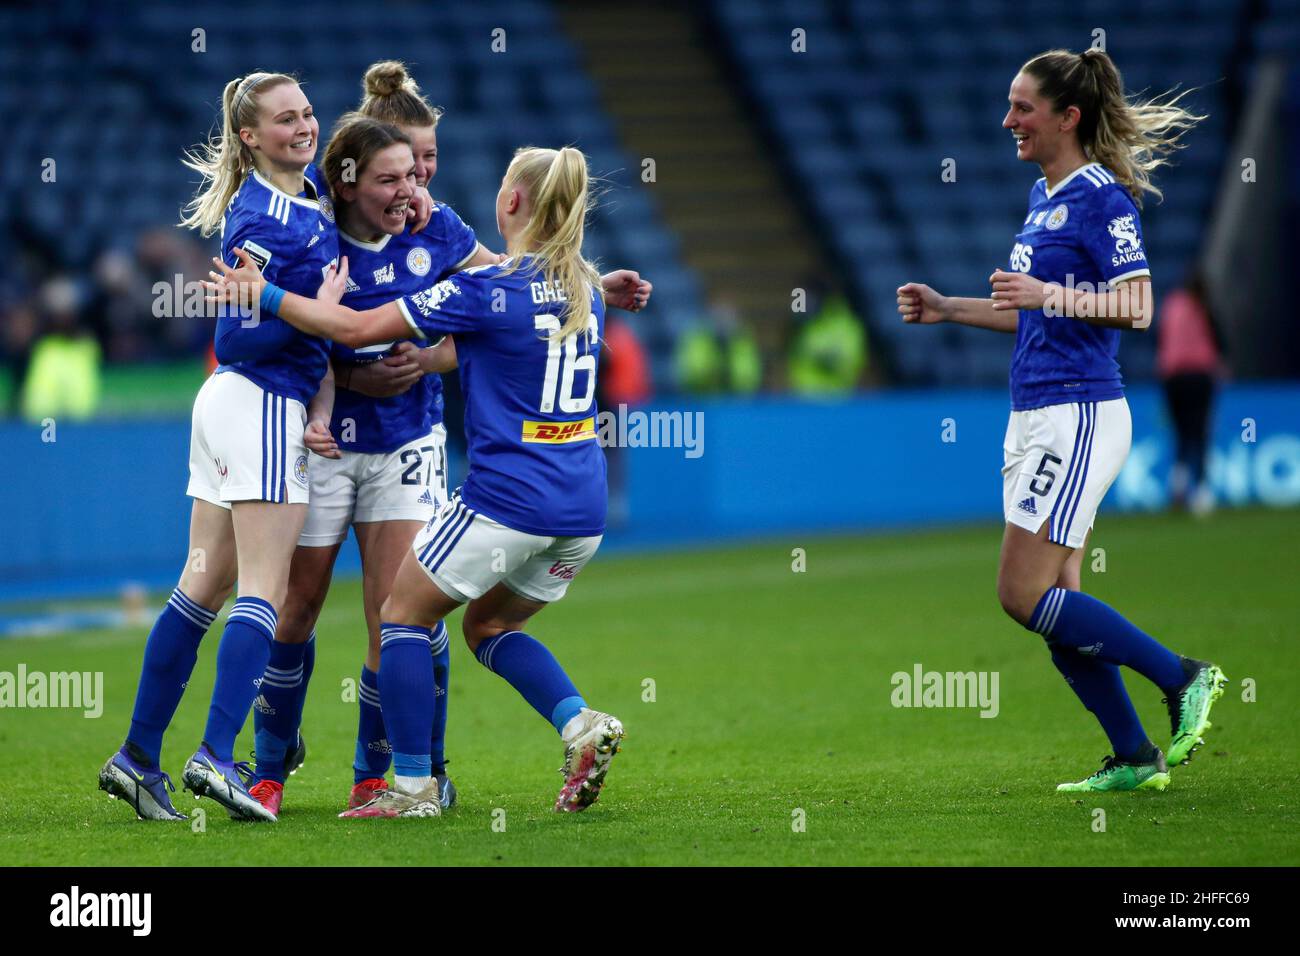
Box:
[1023,49,1206,206]
[180,71,297,236]
[501,146,602,340]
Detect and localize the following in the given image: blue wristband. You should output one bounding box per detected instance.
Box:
[259,282,286,316]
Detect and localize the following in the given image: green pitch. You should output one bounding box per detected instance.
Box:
[1,508,1296,866]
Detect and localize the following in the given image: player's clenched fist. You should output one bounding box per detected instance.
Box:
[897,282,948,324]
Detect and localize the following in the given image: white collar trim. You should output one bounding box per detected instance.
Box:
[338,229,393,252]
[1044,162,1101,199]
[252,169,321,209]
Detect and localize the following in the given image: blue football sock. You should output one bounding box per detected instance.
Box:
[474,630,585,733]
[379,623,435,780]
[1048,642,1150,761]
[430,621,449,772]
[354,664,391,783]
[126,588,216,767]
[203,597,277,762]
[293,631,315,746]
[1029,588,1186,691]
[251,636,309,783]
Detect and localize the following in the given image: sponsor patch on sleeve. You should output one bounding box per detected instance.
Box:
[241,240,272,271]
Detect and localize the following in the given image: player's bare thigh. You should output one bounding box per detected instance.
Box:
[996,520,1074,626]
[380,547,464,630]
[230,501,309,611]
[355,519,425,671]
[276,542,343,644]
[461,583,548,653]
[177,498,237,611]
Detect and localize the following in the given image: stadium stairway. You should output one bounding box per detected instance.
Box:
[559,0,825,361]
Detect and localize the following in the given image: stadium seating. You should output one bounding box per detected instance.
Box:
[709,0,1267,386]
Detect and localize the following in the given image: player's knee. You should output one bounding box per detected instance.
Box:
[461,615,501,654]
[996,577,1040,629]
[275,596,317,643]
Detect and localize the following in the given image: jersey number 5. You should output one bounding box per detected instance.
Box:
[1029,452,1064,496]
[535,313,598,414]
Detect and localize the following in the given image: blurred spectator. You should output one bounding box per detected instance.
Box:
[1157,271,1226,515]
[598,316,653,527]
[787,280,867,395]
[2,301,39,415]
[21,277,102,421]
[674,296,761,395]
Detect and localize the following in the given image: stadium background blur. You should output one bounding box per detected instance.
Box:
[2,0,1298,604]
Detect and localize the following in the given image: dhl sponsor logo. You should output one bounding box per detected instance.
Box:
[521,418,597,444]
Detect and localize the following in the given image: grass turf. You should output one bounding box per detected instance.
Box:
[0,508,1296,866]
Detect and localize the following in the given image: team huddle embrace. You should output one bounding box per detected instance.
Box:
[98,61,652,822]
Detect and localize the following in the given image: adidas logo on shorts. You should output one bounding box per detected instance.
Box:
[417,490,434,505]
[1017,496,1037,515]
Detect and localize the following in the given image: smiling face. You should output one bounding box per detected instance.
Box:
[241,81,318,174]
[339,142,417,237]
[401,124,438,187]
[1002,71,1077,167]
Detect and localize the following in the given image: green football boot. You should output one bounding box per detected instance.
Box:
[1056,751,1171,792]
[1164,659,1227,766]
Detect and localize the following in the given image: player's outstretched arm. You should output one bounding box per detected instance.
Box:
[898,281,1018,333]
[989,271,1152,330]
[206,249,412,349]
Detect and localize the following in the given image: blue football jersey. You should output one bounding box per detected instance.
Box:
[1007,162,1150,411]
[214,168,338,406]
[331,202,479,454]
[397,257,607,537]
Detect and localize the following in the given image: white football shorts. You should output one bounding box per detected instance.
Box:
[299,425,448,547]
[1002,397,1131,549]
[187,370,309,508]
[411,498,602,604]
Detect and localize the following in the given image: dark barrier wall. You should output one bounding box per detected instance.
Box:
[3,383,1298,600]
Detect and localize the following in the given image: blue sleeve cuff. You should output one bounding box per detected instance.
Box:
[259,282,286,317]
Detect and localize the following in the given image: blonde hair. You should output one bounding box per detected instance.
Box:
[180,71,298,235]
[500,146,602,340]
[1022,49,1206,206]
[358,60,442,129]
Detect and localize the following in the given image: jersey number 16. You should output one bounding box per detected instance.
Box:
[535,313,598,414]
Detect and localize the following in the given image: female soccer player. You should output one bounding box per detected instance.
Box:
[210,145,627,816]
[96,72,342,822]
[242,66,494,819]
[249,62,650,818]
[898,49,1225,792]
